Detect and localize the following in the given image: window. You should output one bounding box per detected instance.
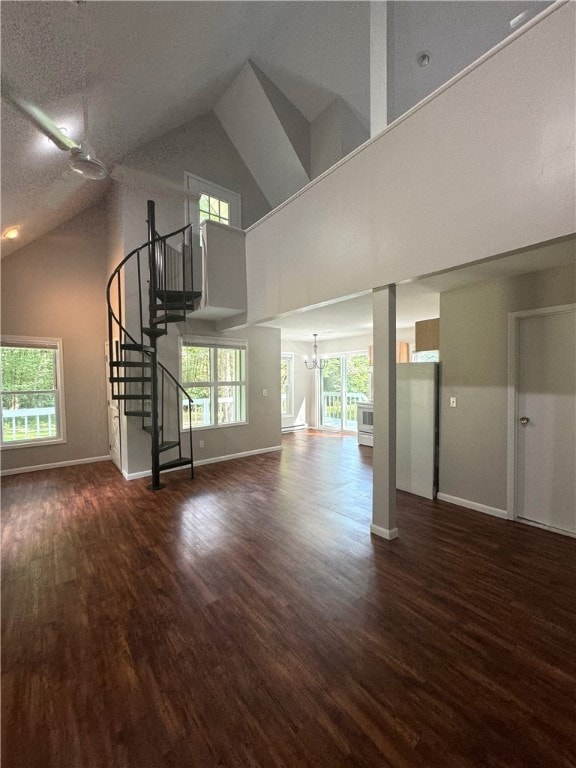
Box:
[1,337,65,447]
[281,354,294,417]
[185,173,241,231]
[199,194,230,226]
[181,339,247,428]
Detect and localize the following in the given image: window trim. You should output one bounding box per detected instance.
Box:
[179,337,248,431]
[281,353,294,418]
[1,336,66,449]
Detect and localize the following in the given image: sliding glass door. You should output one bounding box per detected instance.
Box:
[319,352,371,431]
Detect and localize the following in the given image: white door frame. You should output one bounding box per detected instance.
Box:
[506,303,576,521]
[105,341,123,473]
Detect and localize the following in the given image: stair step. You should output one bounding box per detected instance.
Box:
[110,361,152,368]
[109,376,152,383]
[151,313,186,325]
[113,394,151,401]
[125,410,151,418]
[159,440,180,453]
[121,343,154,353]
[160,457,192,472]
[142,327,168,338]
[156,301,196,311]
[155,290,201,302]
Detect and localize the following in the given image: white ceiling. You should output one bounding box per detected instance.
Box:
[260,237,576,341]
[1,1,370,255]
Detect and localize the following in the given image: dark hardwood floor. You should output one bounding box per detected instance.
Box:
[2,431,576,768]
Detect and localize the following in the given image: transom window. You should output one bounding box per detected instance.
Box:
[185,172,241,232]
[199,194,230,226]
[1,337,65,447]
[181,339,247,429]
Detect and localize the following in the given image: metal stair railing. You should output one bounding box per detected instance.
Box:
[106,203,199,488]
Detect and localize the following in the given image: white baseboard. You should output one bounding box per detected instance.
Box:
[370,523,399,541]
[123,445,283,481]
[516,517,576,539]
[0,455,111,477]
[282,423,308,433]
[437,492,508,520]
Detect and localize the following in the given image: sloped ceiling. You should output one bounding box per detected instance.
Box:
[1,1,370,255]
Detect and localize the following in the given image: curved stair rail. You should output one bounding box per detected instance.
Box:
[106,200,201,489]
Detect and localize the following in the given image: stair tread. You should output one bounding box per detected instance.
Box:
[156,301,197,310]
[151,314,186,325]
[109,376,152,383]
[159,440,180,452]
[125,410,151,417]
[155,290,201,301]
[160,457,192,471]
[121,343,154,352]
[110,361,152,368]
[113,394,151,400]
[142,327,168,337]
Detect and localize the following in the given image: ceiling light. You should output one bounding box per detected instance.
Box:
[304,334,327,371]
[47,127,68,145]
[2,227,20,240]
[68,144,107,180]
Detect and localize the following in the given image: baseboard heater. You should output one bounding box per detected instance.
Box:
[282,423,308,433]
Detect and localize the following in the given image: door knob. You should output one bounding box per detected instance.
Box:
[519,417,530,425]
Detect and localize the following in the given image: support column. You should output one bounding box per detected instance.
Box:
[371,285,398,540]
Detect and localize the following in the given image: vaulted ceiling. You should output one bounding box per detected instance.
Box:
[1,1,370,255]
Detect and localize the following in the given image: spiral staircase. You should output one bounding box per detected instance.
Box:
[106,201,201,489]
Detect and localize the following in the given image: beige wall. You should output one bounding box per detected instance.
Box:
[439,262,575,511]
[1,202,110,472]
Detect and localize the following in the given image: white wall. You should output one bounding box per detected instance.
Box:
[387,0,551,122]
[282,333,373,431]
[246,4,575,325]
[281,340,311,430]
[120,111,270,230]
[311,98,370,179]
[439,262,575,512]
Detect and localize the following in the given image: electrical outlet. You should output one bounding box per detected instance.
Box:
[450,396,457,408]
[199,440,205,448]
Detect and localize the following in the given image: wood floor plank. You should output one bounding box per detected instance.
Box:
[2,431,575,767]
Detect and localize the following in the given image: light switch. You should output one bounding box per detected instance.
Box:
[262,388,268,397]
[450,396,457,408]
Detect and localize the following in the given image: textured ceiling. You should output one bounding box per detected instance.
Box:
[1,1,370,254]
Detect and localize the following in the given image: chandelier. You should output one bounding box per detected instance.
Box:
[304,333,326,370]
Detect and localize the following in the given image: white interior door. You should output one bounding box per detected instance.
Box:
[105,343,122,472]
[515,308,575,532]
